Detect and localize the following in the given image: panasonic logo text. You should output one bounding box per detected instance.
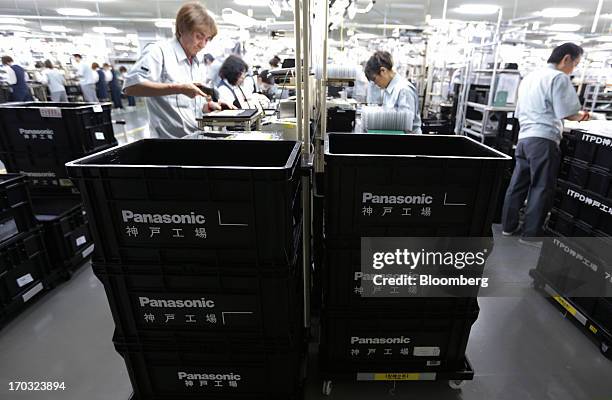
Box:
[177,372,241,381]
[362,192,433,205]
[138,297,215,308]
[351,336,411,345]
[19,128,54,136]
[122,210,206,224]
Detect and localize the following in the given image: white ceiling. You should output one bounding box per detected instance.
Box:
[0,0,610,36]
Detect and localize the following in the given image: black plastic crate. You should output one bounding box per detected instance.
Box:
[421,119,453,135]
[499,117,519,143]
[319,309,479,374]
[592,297,612,332]
[93,260,303,344]
[0,174,37,243]
[0,142,117,197]
[0,102,116,155]
[0,227,49,305]
[547,209,595,237]
[561,129,612,172]
[114,339,304,398]
[324,134,511,238]
[322,244,481,312]
[32,197,94,272]
[534,233,610,299]
[559,158,611,199]
[554,180,612,236]
[66,139,302,266]
[326,108,355,132]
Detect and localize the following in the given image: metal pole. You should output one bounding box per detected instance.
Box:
[294,0,303,143]
[301,0,312,331]
[486,8,503,107]
[316,0,329,174]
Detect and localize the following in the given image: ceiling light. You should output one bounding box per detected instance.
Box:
[234,0,269,7]
[0,25,30,32]
[154,19,174,29]
[552,33,583,42]
[114,45,132,51]
[222,8,258,28]
[0,18,26,25]
[601,14,612,20]
[538,8,581,18]
[76,0,116,2]
[108,36,131,43]
[57,8,96,16]
[41,25,72,33]
[92,26,122,34]
[455,4,500,15]
[592,35,612,42]
[544,24,581,32]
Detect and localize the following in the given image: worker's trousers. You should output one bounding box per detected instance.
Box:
[501,137,561,237]
[80,84,98,103]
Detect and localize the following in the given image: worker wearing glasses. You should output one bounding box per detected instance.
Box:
[123,2,234,138]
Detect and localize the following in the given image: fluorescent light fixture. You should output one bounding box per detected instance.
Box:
[76,0,116,2]
[41,25,72,33]
[552,33,583,42]
[234,0,269,6]
[154,19,174,29]
[455,4,500,15]
[222,8,258,28]
[114,45,132,51]
[92,26,122,34]
[538,8,581,18]
[0,18,26,25]
[592,35,612,42]
[57,8,96,16]
[109,36,131,43]
[0,25,30,32]
[544,23,581,32]
[601,13,612,19]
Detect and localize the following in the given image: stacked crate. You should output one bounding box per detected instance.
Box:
[67,139,306,400]
[532,127,612,358]
[320,133,510,393]
[0,102,116,280]
[0,174,50,326]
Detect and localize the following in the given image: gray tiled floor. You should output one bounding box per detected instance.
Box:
[1,226,611,399]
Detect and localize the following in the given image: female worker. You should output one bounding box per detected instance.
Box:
[364,51,422,134]
[217,55,253,109]
[123,2,234,138]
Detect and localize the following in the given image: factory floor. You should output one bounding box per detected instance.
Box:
[1,225,611,400]
[1,106,612,399]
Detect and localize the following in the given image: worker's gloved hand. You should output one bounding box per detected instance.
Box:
[578,110,590,122]
[178,83,206,99]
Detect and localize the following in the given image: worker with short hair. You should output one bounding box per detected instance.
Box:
[502,42,590,246]
[123,1,234,138]
[364,50,422,134]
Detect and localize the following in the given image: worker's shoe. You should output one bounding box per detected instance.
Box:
[502,225,521,236]
[518,237,543,249]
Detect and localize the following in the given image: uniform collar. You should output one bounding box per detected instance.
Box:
[171,37,203,65]
[384,73,401,95]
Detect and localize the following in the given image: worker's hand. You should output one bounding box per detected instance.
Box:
[178,83,206,98]
[219,101,238,110]
[578,110,590,122]
[204,102,222,112]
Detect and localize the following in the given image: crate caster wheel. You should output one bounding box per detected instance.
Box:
[322,380,333,396]
[601,341,611,359]
[448,380,466,390]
